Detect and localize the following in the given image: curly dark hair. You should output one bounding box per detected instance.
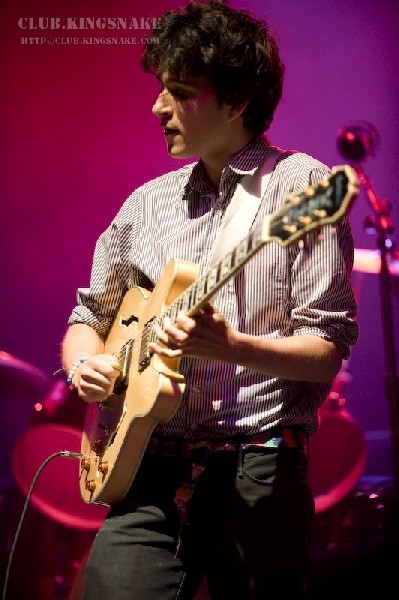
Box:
[141,0,284,135]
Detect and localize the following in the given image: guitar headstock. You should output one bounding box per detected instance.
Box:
[268,165,359,247]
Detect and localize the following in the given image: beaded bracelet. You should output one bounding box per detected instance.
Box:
[66,356,89,390]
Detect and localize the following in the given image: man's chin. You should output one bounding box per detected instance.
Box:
[166,144,193,159]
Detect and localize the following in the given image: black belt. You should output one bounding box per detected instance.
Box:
[147,427,307,459]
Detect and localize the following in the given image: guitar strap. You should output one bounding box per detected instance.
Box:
[208,145,283,266]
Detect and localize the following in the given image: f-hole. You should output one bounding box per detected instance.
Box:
[120,314,139,327]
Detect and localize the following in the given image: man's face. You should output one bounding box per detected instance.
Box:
[152,73,235,161]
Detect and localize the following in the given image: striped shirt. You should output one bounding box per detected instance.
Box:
[68,135,359,438]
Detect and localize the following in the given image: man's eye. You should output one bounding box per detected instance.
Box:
[171,89,191,100]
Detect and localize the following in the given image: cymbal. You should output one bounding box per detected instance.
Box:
[0,352,51,489]
[353,248,399,276]
[0,350,50,397]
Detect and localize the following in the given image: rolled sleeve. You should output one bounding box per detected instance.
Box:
[67,222,130,337]
[290,214,359,359]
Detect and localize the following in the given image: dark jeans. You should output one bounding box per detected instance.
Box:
[83,445,314,600]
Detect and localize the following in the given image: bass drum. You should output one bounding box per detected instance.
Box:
[12,421,109,531]
[308,392,367,514]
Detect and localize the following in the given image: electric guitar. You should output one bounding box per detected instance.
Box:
[79,165,359,506]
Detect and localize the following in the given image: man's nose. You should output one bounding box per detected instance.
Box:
[152,89,172,116]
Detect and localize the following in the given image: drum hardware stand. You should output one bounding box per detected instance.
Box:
[52,524,87,600]
[52,525,72,600]
[337,122,399,501]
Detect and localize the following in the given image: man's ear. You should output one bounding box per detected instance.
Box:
[227,101,249,122]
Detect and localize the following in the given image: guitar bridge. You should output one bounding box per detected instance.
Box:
[114,377,127,395]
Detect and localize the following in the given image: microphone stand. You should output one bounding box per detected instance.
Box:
[354,165,399,498]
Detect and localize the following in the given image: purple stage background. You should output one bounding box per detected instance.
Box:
[1,0,398,485]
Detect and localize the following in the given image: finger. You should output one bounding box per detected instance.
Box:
[99,357,122,376]
[201,303,216,314]
[154,321,187,347]
[175,311,195,331]
[163,315,190,335]
[148,341,182,358]
[152,323,169,344]
[108,360,122,372]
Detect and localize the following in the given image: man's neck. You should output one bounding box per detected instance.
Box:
[202,132,257,191]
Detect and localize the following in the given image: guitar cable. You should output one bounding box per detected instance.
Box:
[1,450,83,600]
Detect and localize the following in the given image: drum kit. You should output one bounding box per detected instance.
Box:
[0,239,398,598]
[309,245,398,514]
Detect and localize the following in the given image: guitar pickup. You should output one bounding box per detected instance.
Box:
[113,339,133,394]
[138,318,156,372]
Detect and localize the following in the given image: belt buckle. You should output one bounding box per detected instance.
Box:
[210,441,237,452]
[241,435,284,450]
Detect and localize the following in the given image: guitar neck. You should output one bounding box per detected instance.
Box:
[166,218,271,321]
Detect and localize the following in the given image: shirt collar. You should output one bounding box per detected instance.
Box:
[185,135,271,195]
[228,134,271,176]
